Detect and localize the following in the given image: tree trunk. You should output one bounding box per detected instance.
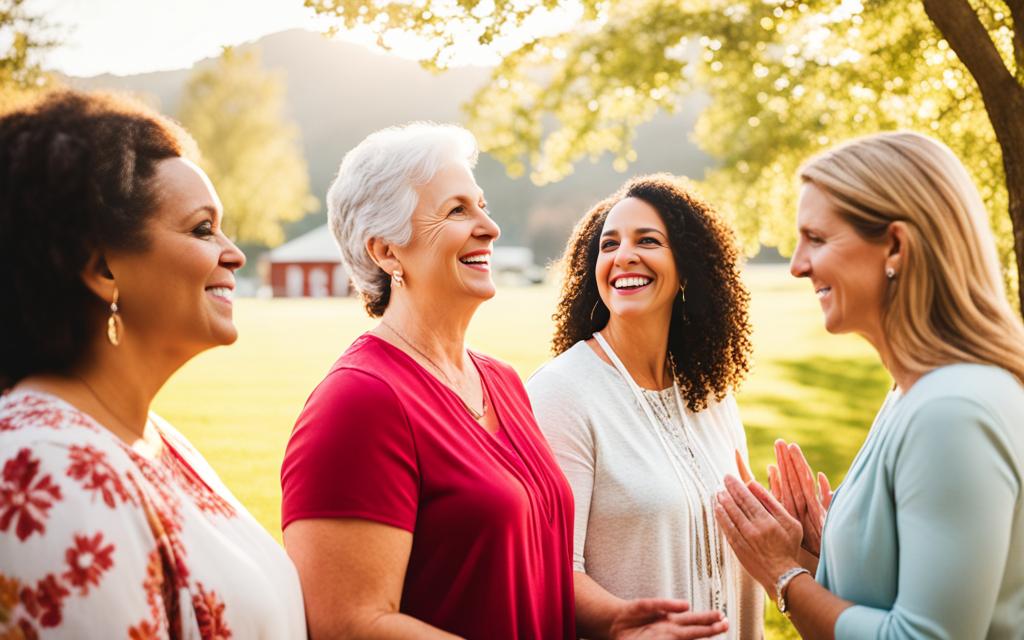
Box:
[922,0,1024,318]
[998,103,1024,317]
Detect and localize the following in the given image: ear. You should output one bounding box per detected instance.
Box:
[884,221,909,277]
[80,250,117,304]
[365,237,403,277]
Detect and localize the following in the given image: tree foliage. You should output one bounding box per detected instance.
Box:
[178,48,317,246]
[308,0,1023,312]
[0,0,58,111]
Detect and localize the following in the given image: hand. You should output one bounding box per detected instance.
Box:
[767,440,832,556]
[714,475,803,598]
[609,599,728,640]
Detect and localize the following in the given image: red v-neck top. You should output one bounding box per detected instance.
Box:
[281,334,576,639]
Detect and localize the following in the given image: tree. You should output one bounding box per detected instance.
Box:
[178,47,317,246]
[0,0,58,111]
[307,0,1024,314]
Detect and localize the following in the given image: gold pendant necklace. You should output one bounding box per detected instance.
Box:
[378,321,487,419]
[74,374,153,443]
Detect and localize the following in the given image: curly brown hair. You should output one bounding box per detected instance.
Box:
[551,174,752,411]
[0,89,196,388]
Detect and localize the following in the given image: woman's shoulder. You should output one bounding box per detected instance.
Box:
[892,364,1024,461]
[0,389,129,456]
[0,391,150,530]
[328,333,404,378]
[906,363,1024,419]
[311,335,407,402]
[527,341,600,391]
[690,391,741,423]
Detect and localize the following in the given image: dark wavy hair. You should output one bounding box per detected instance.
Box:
[0,90,196,388]
[552,174,752,411]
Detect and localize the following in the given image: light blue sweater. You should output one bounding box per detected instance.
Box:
[817,364,1024,639]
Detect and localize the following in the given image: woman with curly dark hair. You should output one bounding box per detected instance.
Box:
[0,90,305,637]
[527,174,762,639]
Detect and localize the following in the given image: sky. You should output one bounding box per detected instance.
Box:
[37,0,337,77]
[35,0,581,78]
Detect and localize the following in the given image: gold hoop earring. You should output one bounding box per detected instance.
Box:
[679,284,686,304]
[392,270,405,288]
[107,288,123,346]
[590,299,603,323]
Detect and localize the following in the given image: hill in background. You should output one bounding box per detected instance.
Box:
[72,29,714,264]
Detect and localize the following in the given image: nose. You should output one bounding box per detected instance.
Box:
[613,241,640,268]
[220,234,246,271]
[789,244,809,278]
[475,207,501,241]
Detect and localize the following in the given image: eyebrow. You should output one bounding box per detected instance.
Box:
[190,205,221,223]
[601,227,667,237]
[437,191,486,211]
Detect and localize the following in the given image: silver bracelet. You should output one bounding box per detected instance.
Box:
[775,567,811,615]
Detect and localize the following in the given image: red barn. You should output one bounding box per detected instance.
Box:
[265,225,352,298]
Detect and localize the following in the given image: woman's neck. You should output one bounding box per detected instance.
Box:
[860,327,922,393]
[378,296,475,372]
[601,313,673,390]
[18,342,171,443]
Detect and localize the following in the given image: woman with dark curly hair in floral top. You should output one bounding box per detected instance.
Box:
[528,174,762,639]
[0,90,304,638]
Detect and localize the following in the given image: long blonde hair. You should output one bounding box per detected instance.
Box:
[800,131,1024,385]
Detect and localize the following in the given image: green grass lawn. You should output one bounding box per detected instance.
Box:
[153,264,890,639]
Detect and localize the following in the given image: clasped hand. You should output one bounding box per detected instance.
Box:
[767,440,832,557]
[713,444,832,597]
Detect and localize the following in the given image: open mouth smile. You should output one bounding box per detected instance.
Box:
[205,285,234,304]
[459,250,491,271]
[611,274,653,295]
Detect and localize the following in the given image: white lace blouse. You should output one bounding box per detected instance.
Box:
[528,341,764,640]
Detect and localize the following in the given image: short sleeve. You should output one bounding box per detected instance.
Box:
[835,397,1018,640]
[280,368,420,532]
[0,440,167,637]
[526,368,594,573]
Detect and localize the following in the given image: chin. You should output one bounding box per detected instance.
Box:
[822,315,847,335]
[610,299,662,319]
[212,324,240,346]
[465,283,497,300]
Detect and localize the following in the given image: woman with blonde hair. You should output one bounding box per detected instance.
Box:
[714,131,1024,639]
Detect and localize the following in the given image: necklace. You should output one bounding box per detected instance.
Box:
[378,320,487,420]
[75,374,151,441]
[593,331,726,613]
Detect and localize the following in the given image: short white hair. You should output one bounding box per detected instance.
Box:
[326,122,479,315]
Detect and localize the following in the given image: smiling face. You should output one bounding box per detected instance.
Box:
[595,197,680,323]
[790,182,889,340]
[106,158,245,356]
[395,161,500,307]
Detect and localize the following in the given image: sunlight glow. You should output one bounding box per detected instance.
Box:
[35,0,582,77]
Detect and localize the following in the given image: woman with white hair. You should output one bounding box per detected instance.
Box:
[279,123,727,639]
[713,131,1024,639]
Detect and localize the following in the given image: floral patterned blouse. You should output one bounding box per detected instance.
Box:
[0,389,306,639]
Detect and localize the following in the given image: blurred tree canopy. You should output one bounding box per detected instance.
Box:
[178,48,317,246]
[308,0,1024,313]
[0,0,58,110]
